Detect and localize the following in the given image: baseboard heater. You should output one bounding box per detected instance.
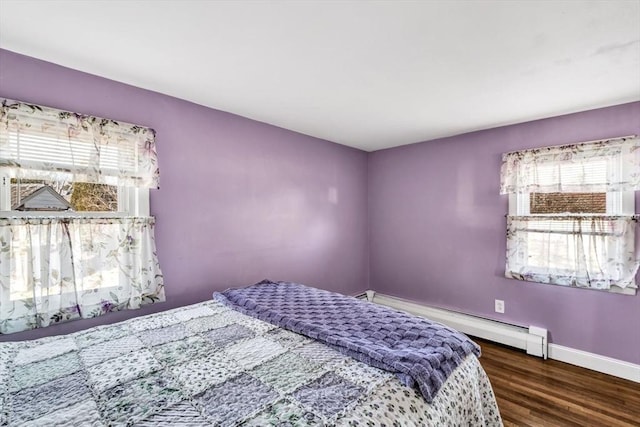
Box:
[356,291,548,359]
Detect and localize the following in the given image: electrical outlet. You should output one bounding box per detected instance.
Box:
[495,299,505,313]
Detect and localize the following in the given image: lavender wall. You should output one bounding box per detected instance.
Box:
[369,102,640,364]
[1,49,638,365]
[0,49,369,341]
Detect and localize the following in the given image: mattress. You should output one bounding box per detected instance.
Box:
[0,299,503,426]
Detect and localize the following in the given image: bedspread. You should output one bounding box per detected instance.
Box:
[0,300,502,426]
[215,280,479,402]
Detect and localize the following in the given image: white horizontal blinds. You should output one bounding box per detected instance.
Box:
[530,160,607,192]
[0,100,159,188]
[500,136,640,194]
[6,123,137,186]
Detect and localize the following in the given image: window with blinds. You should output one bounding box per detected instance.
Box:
[7,137,134,180]
[0,100,163,333]
[527,160,608,215]
[0,99,158,215]
[3,119,138,185]
[5,121,123,211]
[3,121,124,211]
[501,136,639,294]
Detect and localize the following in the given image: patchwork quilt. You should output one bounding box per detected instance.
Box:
[0,299,502,426]
[215,280,480,402]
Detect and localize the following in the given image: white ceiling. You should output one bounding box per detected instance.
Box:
[1,0,639,152]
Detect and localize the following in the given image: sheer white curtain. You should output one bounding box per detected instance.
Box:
[0,217,164,334]
[505,216,638,289]
[0,100,164,334]
[500,136,639,194]
[0,99,159,188]
[501,136,639,291]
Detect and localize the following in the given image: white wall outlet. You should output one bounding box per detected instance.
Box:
[495,299,505,313]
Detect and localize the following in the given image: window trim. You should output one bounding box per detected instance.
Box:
[0,174,152,304]
[508,160,636,295]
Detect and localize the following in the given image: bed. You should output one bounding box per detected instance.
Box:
[0,281,502,426]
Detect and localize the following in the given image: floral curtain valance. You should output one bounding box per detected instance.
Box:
[500,136,640,194]
[0,99,159,188]
[505,215,639,290]
[0,216,165,334]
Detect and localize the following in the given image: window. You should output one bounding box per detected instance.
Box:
[0,99,164,334]
[1,177,148,215]
[4,178,117,211]
[500,136,639,294]
[2,179,120,303]
[0,99,155,215]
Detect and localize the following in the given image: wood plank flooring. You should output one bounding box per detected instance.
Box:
[474,338,640,427]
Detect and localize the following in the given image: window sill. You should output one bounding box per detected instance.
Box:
[507,270,637,295]
[608,285,636,296]
[10,285,121,304]
[0,211,150,219]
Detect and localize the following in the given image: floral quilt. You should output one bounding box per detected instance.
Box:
[0,300,502,426]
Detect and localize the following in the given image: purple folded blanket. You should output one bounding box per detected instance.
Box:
[214,280,480,402]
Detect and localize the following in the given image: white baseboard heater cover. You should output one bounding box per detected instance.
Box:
[368,292,548,359]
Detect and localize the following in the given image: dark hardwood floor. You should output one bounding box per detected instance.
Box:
[474,338,640,427]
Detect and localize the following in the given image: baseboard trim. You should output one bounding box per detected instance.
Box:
[548,343,640,383]
[370,291,639,383]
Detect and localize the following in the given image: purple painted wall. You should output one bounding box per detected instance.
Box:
[369,102,640,364]
[0,49,369,341]
[1,49,638,365]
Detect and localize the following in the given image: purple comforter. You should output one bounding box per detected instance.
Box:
[214,280,480,402]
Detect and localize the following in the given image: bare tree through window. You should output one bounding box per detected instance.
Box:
[11,179,118,212]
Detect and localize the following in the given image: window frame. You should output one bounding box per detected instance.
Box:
[0,175,149,302]
[508,154,636,295]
